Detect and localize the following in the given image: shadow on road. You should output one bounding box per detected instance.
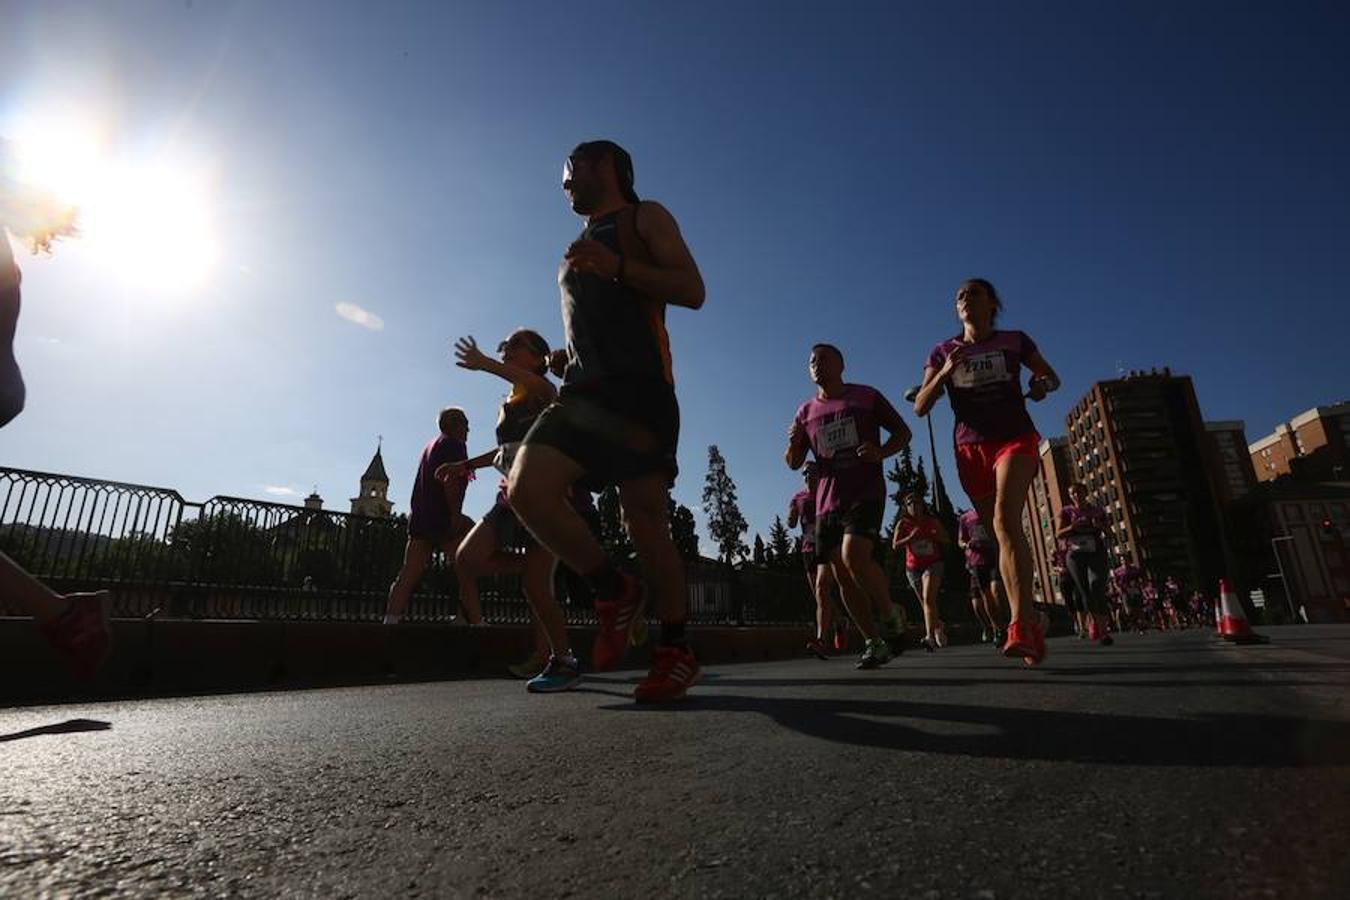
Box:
[601,694,1350,768]
[0,718,111,743]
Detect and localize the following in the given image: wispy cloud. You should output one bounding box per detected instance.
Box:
[263,485,300,497]
[335,301,384,332]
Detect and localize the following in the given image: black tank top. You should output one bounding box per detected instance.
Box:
[557,203,672,387]
[494,393,550,474]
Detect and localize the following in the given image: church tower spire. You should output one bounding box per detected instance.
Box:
[351,438,393,518]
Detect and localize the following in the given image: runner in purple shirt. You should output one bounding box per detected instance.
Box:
[788,464,831,658]
[786,343,912,669]
[912,278,1062,666]
[958,507,1004,645]
[384,407,475,624]
[1056,482,1113,646]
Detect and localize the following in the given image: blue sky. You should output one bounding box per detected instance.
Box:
[3,1,1347,549]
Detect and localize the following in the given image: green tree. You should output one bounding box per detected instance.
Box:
[702,445,748,564]
[752,533,766,567]
[169,512,283,584]
[768,516,794,568]
[885,446,929,541]
[668,499,701,562]
[598,485,635,561]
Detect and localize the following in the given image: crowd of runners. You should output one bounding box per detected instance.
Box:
[5,138,1223,700]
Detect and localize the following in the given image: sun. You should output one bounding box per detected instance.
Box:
[4,111,220,295]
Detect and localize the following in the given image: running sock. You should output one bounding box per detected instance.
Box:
[584,561,624,598]
[660,621,687,647]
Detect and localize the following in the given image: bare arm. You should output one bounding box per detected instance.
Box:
[622,202,705,309]
[785,419,809,470]
[876,402,912,459]
[564,202,705,309]
[440,473,467,517]
[454,337,556,402]
[1023,349,1060,402]
[786,502,799,530]
[913,359,956,418]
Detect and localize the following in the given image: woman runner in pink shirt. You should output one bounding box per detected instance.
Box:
[912,279,1062,665]
[893,493,950,651]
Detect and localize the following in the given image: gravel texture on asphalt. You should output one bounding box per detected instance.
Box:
[3,625,1348,899]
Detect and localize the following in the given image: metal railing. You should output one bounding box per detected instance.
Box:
[0,466,814,626]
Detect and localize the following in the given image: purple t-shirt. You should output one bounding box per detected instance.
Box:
[926,330,1039,445]
[958,509,996,567]
[408,435,468,536]
[794,384,901,514]
[789,489,817,552]
[1059,503,1106,555]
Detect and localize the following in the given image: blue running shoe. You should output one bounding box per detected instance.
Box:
[526,654,582,693]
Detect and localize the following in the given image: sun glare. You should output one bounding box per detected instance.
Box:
[5,111,221,295]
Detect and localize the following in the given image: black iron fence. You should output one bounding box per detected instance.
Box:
[0,466,814,626]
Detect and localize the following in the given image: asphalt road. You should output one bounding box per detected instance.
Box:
[3,625,1349,899]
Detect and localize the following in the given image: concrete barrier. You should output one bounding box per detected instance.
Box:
[1,617,819,707]
[1,612,1051,707]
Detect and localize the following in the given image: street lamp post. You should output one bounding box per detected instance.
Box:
[1270,534,1299,623]
[903,385,946,516]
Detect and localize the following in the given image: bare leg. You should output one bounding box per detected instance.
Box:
[840,534,896,623]
[982,455,1039,624]
[507,445,607,574]
[619,475,685,627]
[522,546,569,655]
[0,550,67,621]
[454,518,512,621]
[437,514,478,622]
[386,539,433,622]
[812,564,835,641]
[828,550,879,640]
[921,570,944,640]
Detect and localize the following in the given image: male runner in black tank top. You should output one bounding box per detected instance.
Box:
[509,140,705,702]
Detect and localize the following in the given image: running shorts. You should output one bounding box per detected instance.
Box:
[815,498,885,555]
[954,431,1041,502]
[522,379,679,489]
[906,561,945,594]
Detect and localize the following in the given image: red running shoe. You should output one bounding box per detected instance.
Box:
[805,637,829,660]
[39,591,113,680]
[1002,617,1046,667]
[634,644,700,703]
[832,624,847,652]
[591,572,643,672]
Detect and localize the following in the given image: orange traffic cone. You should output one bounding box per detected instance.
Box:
[1217,579,1269,645]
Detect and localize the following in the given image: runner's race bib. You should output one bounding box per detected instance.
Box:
[818,415,860,457]
[494,441,521,475]
[1068,534,1098,553]
[913,539,935,557]
[951,350,1010,389]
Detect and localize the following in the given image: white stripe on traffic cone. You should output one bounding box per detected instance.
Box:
[1218,578,1269,645]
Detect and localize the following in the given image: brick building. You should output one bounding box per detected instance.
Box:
[1230,481,1350,623]
[1062,370,1231,591]
[1249,402,1350,484]
[1204,420,1259,503]
[1023,437,1073,606]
